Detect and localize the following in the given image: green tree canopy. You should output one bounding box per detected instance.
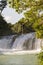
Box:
[8,0,43,13]
[8,0,43,38]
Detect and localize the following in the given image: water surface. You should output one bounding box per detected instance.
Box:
[0,54,38,65]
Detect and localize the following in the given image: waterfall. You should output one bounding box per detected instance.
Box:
[0,35,17,49]
[0,33,43,53]
[12,33,36,50]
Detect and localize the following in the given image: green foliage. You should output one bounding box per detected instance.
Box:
[11,23,22,34]
[10,18,35,34]
[10,16,43,38]
[8,0,43,38]
[9,15,43,38]
[38,52,43,65]
[8,0,43,13]
[0,0,43,38]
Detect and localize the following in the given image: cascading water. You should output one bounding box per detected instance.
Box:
[0,33,43,54]
[0,35,15,49]
[12,33,36,50]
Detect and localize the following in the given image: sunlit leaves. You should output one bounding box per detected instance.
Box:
[8,0,43,13]
[7,0,43,38]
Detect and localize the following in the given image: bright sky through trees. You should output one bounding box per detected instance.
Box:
[1,0,43,24]
[2,6,24,24]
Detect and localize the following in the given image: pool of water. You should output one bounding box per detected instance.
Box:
[0,54,38,65]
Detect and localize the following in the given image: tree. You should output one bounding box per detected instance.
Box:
[8,0,43,38]
[38,52,43,65]
[8,0,43,13]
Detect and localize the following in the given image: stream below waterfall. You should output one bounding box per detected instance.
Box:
[0,33,42,65]
[0,54,38,65]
